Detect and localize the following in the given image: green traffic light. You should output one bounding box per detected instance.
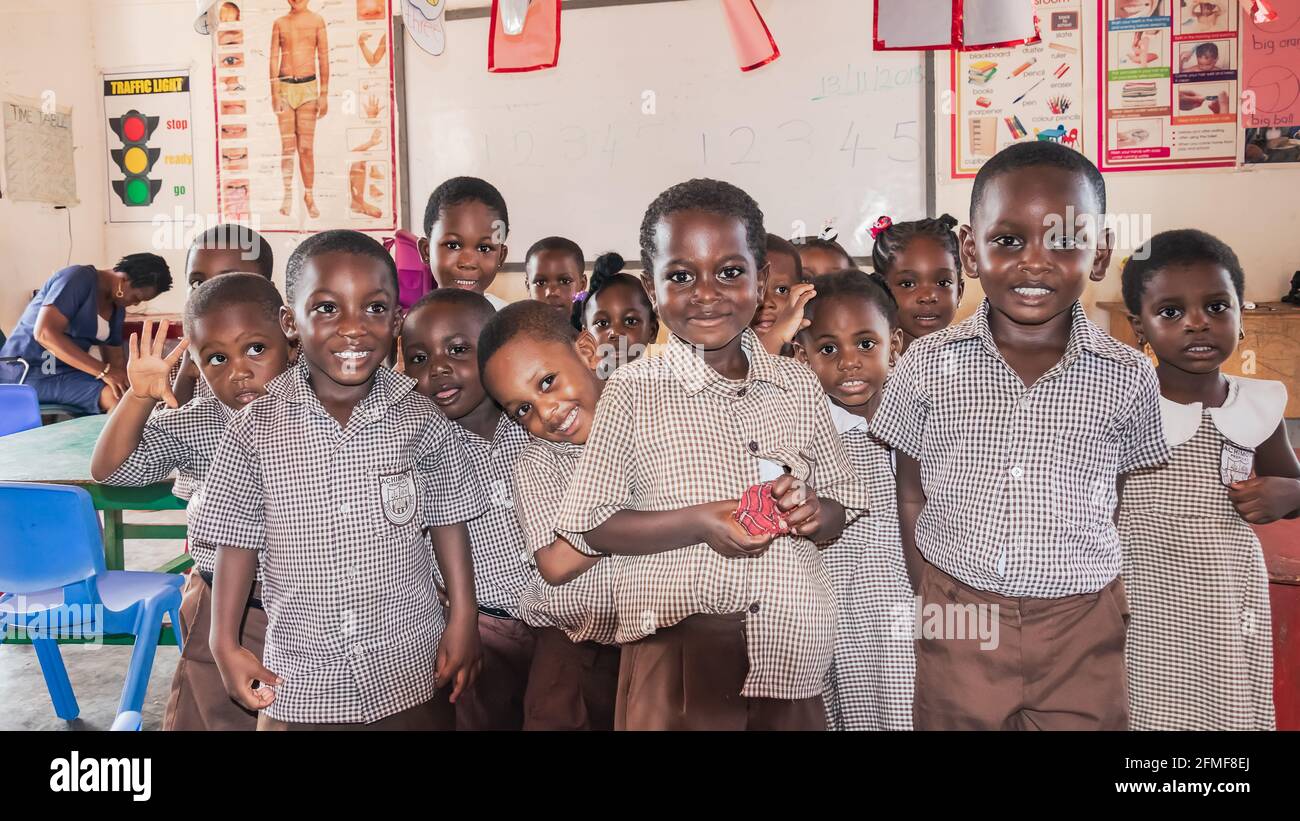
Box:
[125,178,150,205]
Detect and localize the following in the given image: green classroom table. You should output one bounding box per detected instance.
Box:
[0,414,191,645]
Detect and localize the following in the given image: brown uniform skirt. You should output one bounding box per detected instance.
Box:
[162,572,267,731]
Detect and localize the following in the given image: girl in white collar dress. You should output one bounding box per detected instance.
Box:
[1120,230,1300,730]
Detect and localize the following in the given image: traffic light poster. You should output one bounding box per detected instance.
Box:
[212,0,397,232]
[103,71,197,223]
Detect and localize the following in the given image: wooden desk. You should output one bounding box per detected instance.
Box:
[123,312,184,341]
[1097,301,1300,417]
[0,415,190,645]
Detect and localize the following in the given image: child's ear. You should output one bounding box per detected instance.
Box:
[1126,311,1147,348]
[417,237,430,266]
[639,272,658,312]
[575,329,602,370]
[791,339,808,364]
[956,274,966,303]
[495,243,509,273]
[279,305,299,342]
[1091,226,1115,282]
[958,224,980,279]
[889,327,905,368]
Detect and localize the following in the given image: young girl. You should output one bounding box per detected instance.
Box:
[1120,228,1300,731]
[752,233,815,356]
[794,269,912,731]
[571,251,660,373]
[869,214,963,353]
[793,235,855,278]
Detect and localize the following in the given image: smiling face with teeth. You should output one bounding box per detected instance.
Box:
[481,334,603,445]
[961,165,1112,335]
[1128,260,1241,377]
[421,199,508,296]
[282,249,400,409]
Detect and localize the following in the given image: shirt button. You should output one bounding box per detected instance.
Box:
[351,643,365,657]
[736,387,747,397]
[748,441,759,454]
[749,603,760,614]
[1009,466,1024,479]
[339,503,352,514]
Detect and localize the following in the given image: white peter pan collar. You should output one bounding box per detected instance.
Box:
[826,397,869,435]
[1159,375,1287,449]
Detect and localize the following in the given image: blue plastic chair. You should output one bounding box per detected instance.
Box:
[0,356,86,424]
[0,482,184,730]
[0,384,41,437]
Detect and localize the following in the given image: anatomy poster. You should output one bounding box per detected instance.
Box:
[953,0,1086,178]
[1099,0,1239,171]
[212,0,396,231]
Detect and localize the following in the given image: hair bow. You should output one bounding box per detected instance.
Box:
[870,216,894,240]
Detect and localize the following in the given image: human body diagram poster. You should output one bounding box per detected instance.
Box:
[1099,0,1240,171]
[953,0,1087,177]
[212,0,396,231]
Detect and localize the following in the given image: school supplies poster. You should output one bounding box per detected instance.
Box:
[1099,0,1239,171]
[953,0,1086,177]
[103,71,196,223]
[212,0,397,232]
[1,95,77,206]
[1240,0,1300,128]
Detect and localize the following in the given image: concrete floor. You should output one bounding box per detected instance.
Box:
[0,509,185,731]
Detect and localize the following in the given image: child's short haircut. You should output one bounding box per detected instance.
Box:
[422,176,510,238]
[792,236,855,268]
[1195,42,1219,59]
[525,236,585,272]
[970,141,1107,220]
[870,214,960,277]
[638,178,766,273]
[766,233,808,281]
[189,223,275,278]
[285,229,398,302]
[805,269,899,330]
[570,251,657,332]
[408,287,497,326]
[116,252,174,295]
[1121,228,1245,315]
[478,299,578,374]
[182,272,285,338]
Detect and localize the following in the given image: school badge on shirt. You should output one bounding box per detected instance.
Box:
[379,471,418,526]
[1219,442,1254,486]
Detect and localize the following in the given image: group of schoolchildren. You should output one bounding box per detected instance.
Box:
[88,140,1300,731]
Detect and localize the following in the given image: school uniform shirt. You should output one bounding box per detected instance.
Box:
[871,299,1169,599]
[104,396,234,577]
[512,437,618,645]
[555,328,872,700]
[191,359,488,724]
[437,414,531,617]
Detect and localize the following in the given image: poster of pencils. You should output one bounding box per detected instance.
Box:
[1098,0,1239,171]
[952,0,1086,177]
[211,0,396,232]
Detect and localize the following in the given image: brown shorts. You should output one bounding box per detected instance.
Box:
[523,626,619,731]
[440,611,537,731]
[256,698,454,731]
[615,612,826,731]
[162,572,267,731]
[913,563,1130,731]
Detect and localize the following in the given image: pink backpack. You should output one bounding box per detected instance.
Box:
[384,229,434,314]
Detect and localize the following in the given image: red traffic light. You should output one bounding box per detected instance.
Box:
[122,113,146,142]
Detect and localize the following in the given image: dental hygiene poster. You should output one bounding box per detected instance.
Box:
[953,0,1087,178]
[1099,0,1240,171]
[212,0,397,232]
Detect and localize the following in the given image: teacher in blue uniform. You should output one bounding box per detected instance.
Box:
[0,254,172,413]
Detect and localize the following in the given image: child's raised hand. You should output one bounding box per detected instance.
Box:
[213,644,281,711]
[1228,477,1300,524]
[770,283,816,345]
[127,320,189,408]
[770,473,823,539]
[435,613,482,703]
[697,500,774,558]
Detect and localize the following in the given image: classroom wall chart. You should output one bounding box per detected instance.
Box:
[212,0,397,232]
[1240,0,1300,128]
[1099,0,1240,171]
[953,0,1086,177]
[1,95,77,206]
[103,71,196,223]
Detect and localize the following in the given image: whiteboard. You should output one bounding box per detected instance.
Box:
[402,0,927,263]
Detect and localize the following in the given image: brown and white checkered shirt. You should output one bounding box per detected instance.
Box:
[871,299,1169,599]
[191,359,487,724]
[437,414,531,617]
[556,328,872,699]
[105,395,232,576]
[512,437,618,645]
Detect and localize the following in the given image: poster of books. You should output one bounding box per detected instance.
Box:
[953,0,1086,178]
[1098,0,1239,171]
[212,0,396,232]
